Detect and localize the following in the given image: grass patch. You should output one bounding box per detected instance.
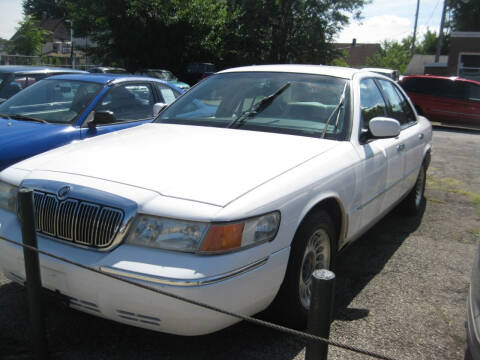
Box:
[467,228,480,238]
[427,176,462,188]
[427,176,480,217]
[426,197,445,204]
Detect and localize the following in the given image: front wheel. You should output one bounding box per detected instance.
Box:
[273,210,336,328]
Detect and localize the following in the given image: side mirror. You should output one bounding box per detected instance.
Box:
[88,110,116,129]
[153,102,167,117]
[369,117,400,138]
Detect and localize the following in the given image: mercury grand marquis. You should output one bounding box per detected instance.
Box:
[0,65,432,335]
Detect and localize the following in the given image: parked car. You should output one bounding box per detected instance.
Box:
[0,65,432,336]
[362,67,399,81]
[0,73,183,170]
[88,67,130,74]
[135,69,190,90]
[182,62,216,85]
[399,75,480,126]
[466,244,480,359]
[0,65,87,102]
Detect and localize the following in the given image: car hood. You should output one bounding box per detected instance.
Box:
[0,118,76,170]
[13,123,339,207]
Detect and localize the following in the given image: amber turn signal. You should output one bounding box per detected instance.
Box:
[200,223,245,252]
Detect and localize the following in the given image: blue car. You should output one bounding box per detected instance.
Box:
[0,65,87,101]
[0,74,183,170]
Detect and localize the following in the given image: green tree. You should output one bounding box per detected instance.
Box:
[23,0,369,71]
[56,0,236,72]
[11,15,51,56]
[226,0,368,66]
[366,38,412,74]
[23,0,66,18]
[330,50,349,67]
[448,0,480,31]
[415,29,449,55]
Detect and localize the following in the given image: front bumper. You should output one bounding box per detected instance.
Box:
[0,210,289,335]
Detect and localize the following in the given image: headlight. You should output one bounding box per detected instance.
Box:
[125,211,280,253]
[0,181,18,213]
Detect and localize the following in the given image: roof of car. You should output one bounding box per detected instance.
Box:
[0,65,87,74]
[218,64,361,79]
[46,73,184,90]
[401,74,480,85]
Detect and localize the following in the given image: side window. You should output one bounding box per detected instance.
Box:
[155,83,180,104]
[466,83,480,102]
[96,83,155,122]
[359,78,387,129]
[378,79,415,126]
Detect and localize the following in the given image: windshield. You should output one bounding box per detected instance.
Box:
[0,78,103,124]
[155,72,350,139]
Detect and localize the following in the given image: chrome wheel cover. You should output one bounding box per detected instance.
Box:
[299,228,330,309]
[415,167,425,208]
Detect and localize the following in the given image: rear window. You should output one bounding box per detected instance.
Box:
[401,77,467,99]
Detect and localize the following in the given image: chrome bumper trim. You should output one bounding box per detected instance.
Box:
[100,257,268,287]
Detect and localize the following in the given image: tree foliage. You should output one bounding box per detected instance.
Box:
[11,15,51,56]
[23,0,368,72]
[448,0,480,32]
[24,0,66,18]
[225,0,367,67]
[366,29,451,74]
[415,29,449,55]
[366,38,412,74]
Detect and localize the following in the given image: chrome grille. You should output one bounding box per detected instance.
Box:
[33,191,124,248]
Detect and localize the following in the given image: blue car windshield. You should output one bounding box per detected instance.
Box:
[0,79,102,124]
[154,72,350,139]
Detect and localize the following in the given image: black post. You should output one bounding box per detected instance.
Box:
[305,269,336,360]
[19,188,49,360]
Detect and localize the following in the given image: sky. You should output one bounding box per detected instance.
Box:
[0,0,443,43]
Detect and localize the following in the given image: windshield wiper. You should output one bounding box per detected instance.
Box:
[9,114,48,124]
[321,83,347,139]
[0,113,11,119]
[228,82,291,128]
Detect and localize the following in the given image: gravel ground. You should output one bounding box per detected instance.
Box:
[1,127,479,360]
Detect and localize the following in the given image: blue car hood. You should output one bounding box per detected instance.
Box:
[0,118,79,170]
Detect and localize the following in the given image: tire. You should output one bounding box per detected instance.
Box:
[272,209,336,329]
[401,163,426,216]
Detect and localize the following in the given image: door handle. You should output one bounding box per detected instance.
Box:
[418,133,424,140]
[396,143,405,152]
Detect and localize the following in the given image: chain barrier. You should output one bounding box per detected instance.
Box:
[0,235,400,360]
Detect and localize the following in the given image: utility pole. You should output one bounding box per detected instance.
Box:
[435,0,448,63]
[67,19,75,69]
[411,0,420,56]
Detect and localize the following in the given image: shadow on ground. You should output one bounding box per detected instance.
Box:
[0,205,425,360]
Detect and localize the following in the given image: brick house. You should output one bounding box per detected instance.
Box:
[333,43,380,68]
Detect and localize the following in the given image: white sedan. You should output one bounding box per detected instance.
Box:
[0,65,432,335]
